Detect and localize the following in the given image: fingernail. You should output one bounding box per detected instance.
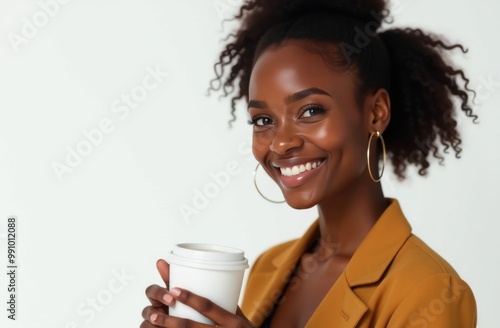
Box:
[163,293,173,304]
[170,288,181,297]
[150,313,158,322]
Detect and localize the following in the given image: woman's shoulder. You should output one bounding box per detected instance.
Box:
[376,233,476,310]
[380,234,477,326]
[393,234,460,277]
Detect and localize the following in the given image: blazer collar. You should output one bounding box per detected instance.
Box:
[244,221,320,325]
[306,199,412,327]
[345,198,412,287]
[263,199,412,327]
[270,199,412,282]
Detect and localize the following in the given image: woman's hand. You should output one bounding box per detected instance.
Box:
[140,259,255,328]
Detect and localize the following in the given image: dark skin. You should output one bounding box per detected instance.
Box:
[140,40,391,328]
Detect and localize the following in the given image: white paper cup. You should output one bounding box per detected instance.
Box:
[166,243,249,324]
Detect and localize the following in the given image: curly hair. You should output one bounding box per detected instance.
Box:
[208,0,477,179]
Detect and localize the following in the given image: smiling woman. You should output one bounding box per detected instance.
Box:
[140,0,477,327]
[248,42,387,210]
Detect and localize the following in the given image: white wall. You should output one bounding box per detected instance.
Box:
[0,0,498,327]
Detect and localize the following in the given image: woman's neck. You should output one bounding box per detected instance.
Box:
[316,180,389,258]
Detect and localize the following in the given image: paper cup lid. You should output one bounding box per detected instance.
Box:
[167,243,249,271]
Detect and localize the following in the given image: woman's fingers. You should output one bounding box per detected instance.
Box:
[141,305,215,328]
[156,259,170,286]
[139,319,159,328]
[141,259,173,326]
[145,284,175,308]
[142,261,253,327]
[170,288,250,328]
[140,306,162,327]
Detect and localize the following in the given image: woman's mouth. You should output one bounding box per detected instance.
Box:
[273,159,325,188]
[279,160,324,177]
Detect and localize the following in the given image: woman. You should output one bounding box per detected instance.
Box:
[141,0,477,326]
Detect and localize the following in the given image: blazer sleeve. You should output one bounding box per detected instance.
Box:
[388,273,477,327]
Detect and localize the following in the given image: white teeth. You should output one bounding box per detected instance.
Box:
[279,161,323,177]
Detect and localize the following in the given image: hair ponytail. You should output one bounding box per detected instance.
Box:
[208,0,390,125]
[209,0,478,179]
[379,28,477,178]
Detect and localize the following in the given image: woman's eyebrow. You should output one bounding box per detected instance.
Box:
[285,87,332,105]
[248,87,332,110]
[247,100,268,109]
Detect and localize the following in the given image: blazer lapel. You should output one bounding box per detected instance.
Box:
[244,199,412,327]
[306,199,412,327]
[306,274,368,327]
[245,221,320,325]
[345,199,411,288]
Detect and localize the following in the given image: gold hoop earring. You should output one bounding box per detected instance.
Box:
[253,163,286,204]
[367,131,386,183]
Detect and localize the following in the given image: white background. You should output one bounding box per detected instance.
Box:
[0,0,499,327]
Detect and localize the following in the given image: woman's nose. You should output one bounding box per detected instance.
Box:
[270,125,304,154]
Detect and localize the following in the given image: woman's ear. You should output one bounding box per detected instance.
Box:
[366,88,391,133]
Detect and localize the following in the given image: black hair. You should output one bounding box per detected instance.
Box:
[208,0,477,178]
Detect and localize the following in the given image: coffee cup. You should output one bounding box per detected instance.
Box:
[166,243,249,324]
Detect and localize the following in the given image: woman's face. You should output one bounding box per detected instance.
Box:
[248,41,375,209]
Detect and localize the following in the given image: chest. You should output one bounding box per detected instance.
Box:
[269,254,350,328]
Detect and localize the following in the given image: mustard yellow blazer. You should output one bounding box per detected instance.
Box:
[241,199,477,327]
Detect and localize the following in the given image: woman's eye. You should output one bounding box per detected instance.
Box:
[301,105,325,118]
[249,117,273,126]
